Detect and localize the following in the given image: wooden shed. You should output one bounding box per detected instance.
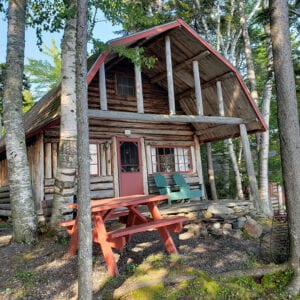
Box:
[0,19,267,217]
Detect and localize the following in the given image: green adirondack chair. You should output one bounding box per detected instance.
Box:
[173,173,202,200]
[153,173,188,205]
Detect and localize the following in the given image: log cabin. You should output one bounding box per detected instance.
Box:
[0,19,267,218]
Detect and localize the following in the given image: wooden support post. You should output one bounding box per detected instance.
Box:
[100,144,107,176]
[194,135,206,199]
[99,63,107,111]
[206,143,218,200]
[52,143,58,178]
[141,138,148,194]
[32,133,45,219]
[193,61,204,115]
[112,137,119,197]
[217,81,225,116]
[165,35,176,115]
[135,48,144,113]
[45,143,52,178]
[240,124,261,211]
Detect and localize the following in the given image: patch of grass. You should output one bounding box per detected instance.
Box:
[9,270,38,298]
[113,257,296,300]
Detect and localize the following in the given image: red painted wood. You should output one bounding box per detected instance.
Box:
[117,137,144,196]
[61,194,187,276]
[108,216,187,238]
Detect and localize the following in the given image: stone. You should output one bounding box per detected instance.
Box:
[222,223,232,230]
[237,216,247,229]
[207,204,234,215]
[243,218,263,238]
[209,228,223,236]
[203,210,213,219]
[231,229,243,239]
[212,222,221,229]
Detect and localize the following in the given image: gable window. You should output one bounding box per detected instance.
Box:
[151,146,192,173]
[89,144,99,175]
[117,74,135,96]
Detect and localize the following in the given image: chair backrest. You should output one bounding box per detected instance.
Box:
[173,173,188,187]
[154,173,168,188]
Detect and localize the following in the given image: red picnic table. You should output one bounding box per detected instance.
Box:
[60,194,188,276]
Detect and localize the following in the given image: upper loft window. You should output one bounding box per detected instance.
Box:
[117,74,135,96]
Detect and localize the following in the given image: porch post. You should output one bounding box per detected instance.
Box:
[239,124,261,211]
[44,143,52,179]
[135,48,144,113]
[217,81,225,116]
[192,60,203,115]
[194,135,206,199]
[32,133,45,221]
[165,35,176,115]
[99,63,107,111]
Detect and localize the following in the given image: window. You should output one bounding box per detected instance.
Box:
[151,146,192,173]
[117,74,135,96]
[89,144,99,175]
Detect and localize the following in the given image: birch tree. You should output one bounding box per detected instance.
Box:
[50,0,78,229]
[3,0,37,243]
[270,0,300,294]
[76,0,92,296]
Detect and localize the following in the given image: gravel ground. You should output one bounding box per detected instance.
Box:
[0,222,267,300]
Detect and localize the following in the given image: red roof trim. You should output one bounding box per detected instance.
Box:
[86,20,181,85]
[109,20,180,46]
[87,51,109,85]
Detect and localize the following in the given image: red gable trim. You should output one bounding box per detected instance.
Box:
[87,51,109,85]
[87,20,181,85]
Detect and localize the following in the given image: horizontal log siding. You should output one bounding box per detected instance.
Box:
[0,185,10,216]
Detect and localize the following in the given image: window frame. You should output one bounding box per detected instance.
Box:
[116,73,135,97]
[89,143,99,176]
[150,146,193,174]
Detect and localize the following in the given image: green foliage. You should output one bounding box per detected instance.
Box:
[25,39,61,100]
[92,40,157,69]
[0,63,34,126]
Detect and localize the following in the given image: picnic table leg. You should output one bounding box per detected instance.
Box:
[68,220,78,256]
[147,202,179,254]
[93,214,119,276]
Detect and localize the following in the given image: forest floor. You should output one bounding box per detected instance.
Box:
[0,217,293,300]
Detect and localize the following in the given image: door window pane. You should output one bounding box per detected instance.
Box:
[120,141,139,172]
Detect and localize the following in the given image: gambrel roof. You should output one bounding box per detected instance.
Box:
[0,19,266,152]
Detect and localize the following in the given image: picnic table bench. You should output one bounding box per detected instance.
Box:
[59,194,189,276]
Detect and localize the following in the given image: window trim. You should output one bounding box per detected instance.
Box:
[115,73,135,97]
[89,143,99,176]
[150,146,193,174]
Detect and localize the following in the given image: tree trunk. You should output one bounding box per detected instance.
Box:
[226,139,244,199]
[50,2,78,229]
[259,11,273,216]
[76,0,92,298]
[270,0,300,295]
[206,143,218,200]
[238,0,259,105]
[3,0,37,243]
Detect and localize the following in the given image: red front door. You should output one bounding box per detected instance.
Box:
[117,137,144,196]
